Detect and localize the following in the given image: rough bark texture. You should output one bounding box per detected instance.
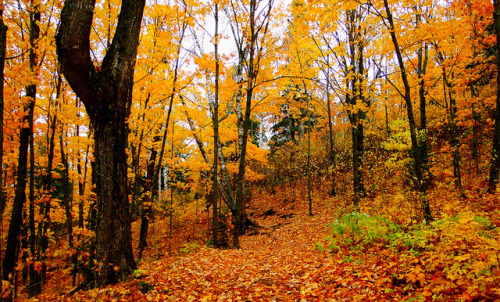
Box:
[56,0,145,285]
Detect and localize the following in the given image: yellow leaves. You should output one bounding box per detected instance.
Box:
[194,53,216,74]
[1,280,12,299]
[406,265,426,284]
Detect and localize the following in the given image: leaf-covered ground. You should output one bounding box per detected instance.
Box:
[25,180,500,301]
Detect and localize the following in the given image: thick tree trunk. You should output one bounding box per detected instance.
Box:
[92,112,136,284]
[57,0,145,285]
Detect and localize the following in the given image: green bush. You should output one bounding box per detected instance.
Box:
[322,212,399,252]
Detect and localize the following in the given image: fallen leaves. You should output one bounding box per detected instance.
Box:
[21,179,500,302]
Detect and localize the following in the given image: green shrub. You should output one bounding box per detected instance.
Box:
[323,212,398,252]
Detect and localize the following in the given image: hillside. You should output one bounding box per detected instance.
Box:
[20,179,500,302]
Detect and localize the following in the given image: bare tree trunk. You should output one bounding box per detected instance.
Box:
[441,64,465,197]
[324,60,337,197]
[307,96,313,216]
[60,133,74,250]
[26,0,41,295]
[212,3,220,248]
[417,41,429,170]
[0,1,7,220]
[489,0,500,192]
[2,89,34,293]
[3,0,39,295]
[56,0,145,285]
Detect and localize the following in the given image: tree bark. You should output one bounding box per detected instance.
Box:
[230,0,273,249]
[489,0,500,192]
[325,63,337,197]
[212,2,220,248]
[441,62,465,197]
[2,0,38,293]
[27,1,41,293]
[56,0,145,285]
[2,95,33,287]
[0,1,7,220]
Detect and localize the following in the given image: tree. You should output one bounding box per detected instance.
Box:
[301,0,378,208]
[379,0,433,222]
[212,1,221,247]
[489,0,500,192]
[2,0,39,294]
[0,0,7,219]
[56,0,145,285]
[228,0,274,248]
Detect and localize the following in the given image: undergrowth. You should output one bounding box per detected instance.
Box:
[318,210,500,300]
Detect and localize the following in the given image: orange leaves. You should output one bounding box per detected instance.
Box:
[406,265,426,284]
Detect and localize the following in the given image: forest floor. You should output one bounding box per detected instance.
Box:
[23,179,500,301]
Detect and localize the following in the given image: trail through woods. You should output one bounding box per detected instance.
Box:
[64,211,403,301]
[23,183,500,301]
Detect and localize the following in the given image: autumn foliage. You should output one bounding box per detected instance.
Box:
[1,0,500,300]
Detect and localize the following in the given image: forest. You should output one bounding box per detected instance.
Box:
[0,0,499,300]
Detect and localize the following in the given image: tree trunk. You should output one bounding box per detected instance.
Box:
[0,2,7,220]
[138,18,185,257]
[212,2,220,248]
[383,0,432,222]
[2,0,39,292]
[56,0,145,285]
[417,41,429,170]
[2,100,33,287]
[181,97,259,233]
[36,103,57,285]
[92,114,136,284]
[441,64,465,197]
[306,96,313,216]
[26,0,41,295]
[60,133,74,246]
[137,144,157,260]
[351,120,365,209]
[489,0,500,192]
[324,60,337,197]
